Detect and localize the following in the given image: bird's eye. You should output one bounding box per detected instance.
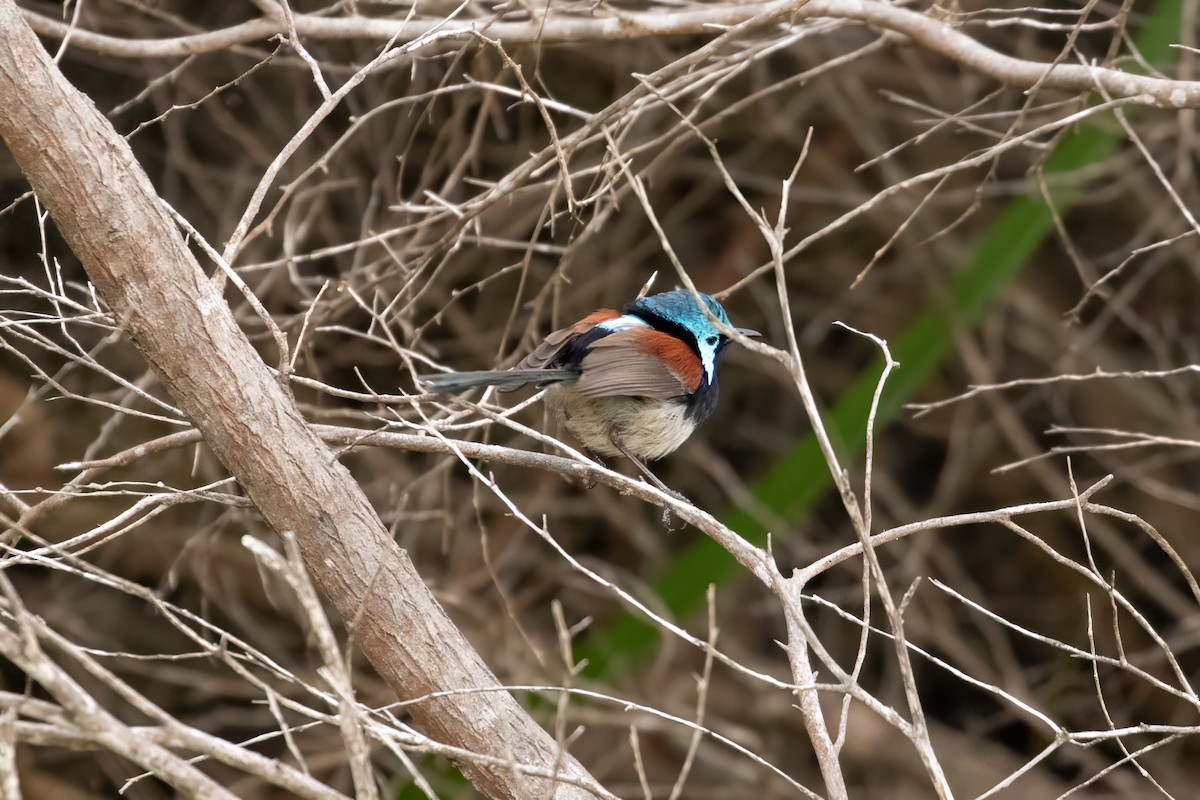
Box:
[706,335,719,346]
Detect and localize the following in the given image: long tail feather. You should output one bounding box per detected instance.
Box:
[419,367,577,393]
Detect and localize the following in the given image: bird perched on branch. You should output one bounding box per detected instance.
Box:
[420,287,758,494]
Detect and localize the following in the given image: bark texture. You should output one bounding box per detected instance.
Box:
[0,3,604,797]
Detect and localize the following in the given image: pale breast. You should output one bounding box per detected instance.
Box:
[547,385,697,461]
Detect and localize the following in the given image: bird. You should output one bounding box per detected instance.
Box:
[420,288,758,493]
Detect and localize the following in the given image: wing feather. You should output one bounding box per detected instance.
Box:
[514,327,576,371]
[513,308,620,371]
[574,331,692,399]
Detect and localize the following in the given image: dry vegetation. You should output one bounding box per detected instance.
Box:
[1,0,1199,798]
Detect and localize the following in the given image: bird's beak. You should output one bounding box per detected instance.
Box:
[735,327,761,338]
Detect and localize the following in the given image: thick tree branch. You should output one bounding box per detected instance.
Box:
[21,0,1200,108]
[0,3,608,798]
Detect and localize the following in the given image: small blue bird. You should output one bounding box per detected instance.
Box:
[421,289,757,489]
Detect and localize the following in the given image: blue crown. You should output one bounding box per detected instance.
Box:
[627,290,730,338]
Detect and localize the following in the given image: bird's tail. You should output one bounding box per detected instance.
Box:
[419,368,577,393]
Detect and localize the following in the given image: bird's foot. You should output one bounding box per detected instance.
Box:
[657,485,688,504]
[575,448,609,490]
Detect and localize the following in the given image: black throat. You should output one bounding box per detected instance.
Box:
[685,377,720,424]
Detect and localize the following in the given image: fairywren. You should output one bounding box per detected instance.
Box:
[420,289,757,488]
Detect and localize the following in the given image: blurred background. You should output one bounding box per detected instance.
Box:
[1,0,1199,797]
